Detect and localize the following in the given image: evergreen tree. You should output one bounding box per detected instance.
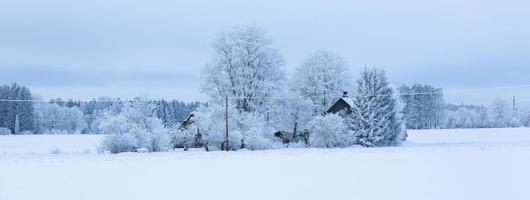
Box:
[349,68,407,147]
[0,83,34,134]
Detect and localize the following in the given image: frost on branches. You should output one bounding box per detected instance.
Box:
[349,68,407,147]
[179,103,278,151]
[201,24,285,113]
[291,50,351,114]
[99,99,172,153]
[188,24,286,151]
[307,114,353,148]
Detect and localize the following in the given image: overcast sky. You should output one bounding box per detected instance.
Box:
[0,0,529,106]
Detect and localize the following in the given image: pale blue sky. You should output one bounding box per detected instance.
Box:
[0,0,529,105]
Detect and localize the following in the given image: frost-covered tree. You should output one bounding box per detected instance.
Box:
[442,104,488,129]
[291,50,351,114]
[201,24,285,113]
[399,84,444,129]
[181,103,278,151]
[306,114,352,148]
[33,102,87,134]
[266,91,314,141]
[183,104,232,150]
[349,68,407,147]
[194,24,286,151]
[80,97,122,134]
[488,98,510,127]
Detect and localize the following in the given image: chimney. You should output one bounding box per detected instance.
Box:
[342,91,348,98]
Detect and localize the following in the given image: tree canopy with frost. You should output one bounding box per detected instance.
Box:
[291,50,351,114]
[201,24,285,113]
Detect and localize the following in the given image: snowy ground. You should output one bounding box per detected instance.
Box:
[1,128,529,200]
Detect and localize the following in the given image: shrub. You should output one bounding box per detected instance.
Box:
[146,129,172,152]
[100,133,139,154]
[20,130,33,135]
[0,127,11,135]
[242,127,274,150]
[307,114,352,148]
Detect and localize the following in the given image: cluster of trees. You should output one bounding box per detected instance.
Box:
[0,83,34,134]
[169,24,406,152]
[152,100,200,127]
[399,84,444,129]
[443,98,526,129]
[3,25,530,153]
[398,87,528,129]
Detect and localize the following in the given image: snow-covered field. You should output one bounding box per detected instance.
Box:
[1,128,529,200]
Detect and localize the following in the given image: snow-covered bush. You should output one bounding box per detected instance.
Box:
[20,130,33,135]
[98,99,172,153]
[488,98,510,128]
[100,133,139,153]
[238,112,277,150]
[146,129,172,152]
[189,104,228,150]
[243,130,273,150]
[307,114,351,148]
[0,127,11,135]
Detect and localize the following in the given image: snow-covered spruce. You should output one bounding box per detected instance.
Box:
[348,67,407,147]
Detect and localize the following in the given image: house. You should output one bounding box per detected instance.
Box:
[326,91,353,114]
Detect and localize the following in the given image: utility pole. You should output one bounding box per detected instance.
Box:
[513,96,516,111]
[224,95,229,151]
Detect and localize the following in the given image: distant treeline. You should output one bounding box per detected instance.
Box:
[1,82,529,135]
[398,83,529,129]
[0,83,200,134]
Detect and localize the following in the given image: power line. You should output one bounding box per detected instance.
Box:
[0,84,530,102]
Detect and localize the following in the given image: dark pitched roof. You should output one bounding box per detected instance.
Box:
[326,97,353,114]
